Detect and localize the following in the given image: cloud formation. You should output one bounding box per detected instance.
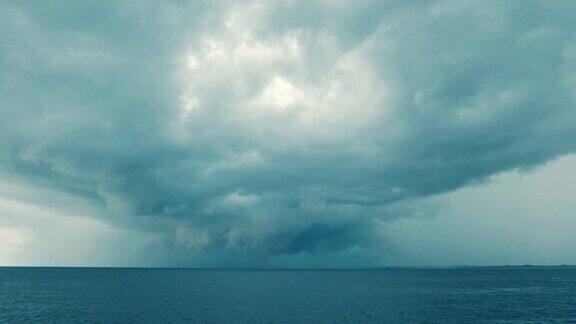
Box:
[1,0,575,265]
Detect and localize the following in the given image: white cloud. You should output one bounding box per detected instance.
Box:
[1,0,575,266]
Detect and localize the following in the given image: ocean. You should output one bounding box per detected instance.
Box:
[1,266,574,323]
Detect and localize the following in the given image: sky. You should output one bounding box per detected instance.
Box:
[1,0,575,267]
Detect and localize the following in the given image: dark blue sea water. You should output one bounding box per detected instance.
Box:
[1,267,575,323]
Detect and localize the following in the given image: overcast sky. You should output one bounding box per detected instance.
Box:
[1,0,575,267]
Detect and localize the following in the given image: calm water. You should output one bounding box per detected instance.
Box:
[1,267,575,323]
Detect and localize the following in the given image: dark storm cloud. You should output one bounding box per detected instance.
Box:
[1,0,575,263]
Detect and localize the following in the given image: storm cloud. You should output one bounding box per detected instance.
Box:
[1,0,576,265]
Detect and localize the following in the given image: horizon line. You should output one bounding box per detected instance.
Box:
[1,264,575,270]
